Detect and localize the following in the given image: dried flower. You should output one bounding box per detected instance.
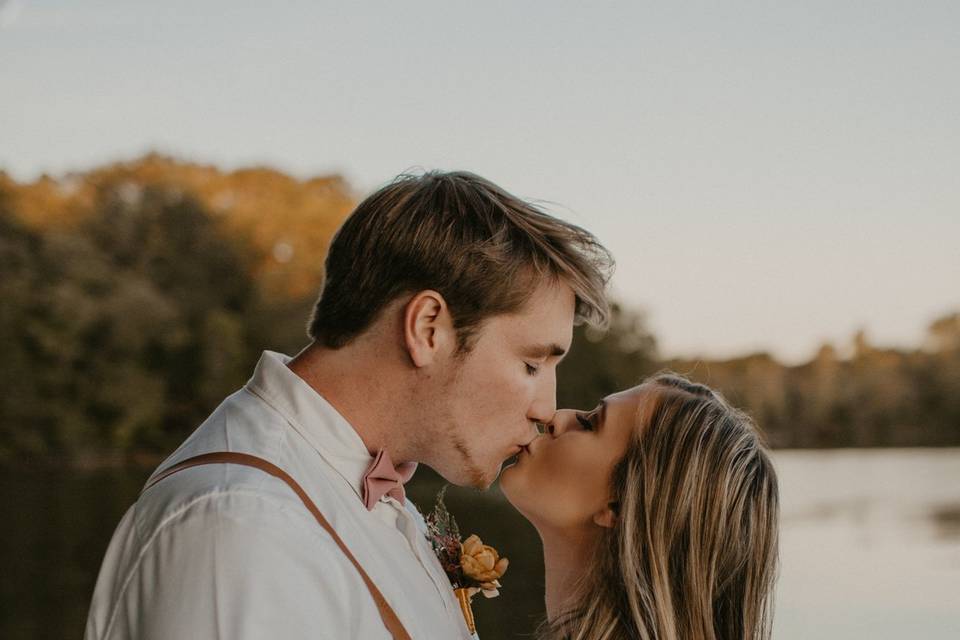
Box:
[425,486,511,634]
[425,487,466,587]
[460,534,509,596]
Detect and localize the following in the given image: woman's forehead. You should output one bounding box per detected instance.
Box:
[603,384,656,432]
[605,384,649,407]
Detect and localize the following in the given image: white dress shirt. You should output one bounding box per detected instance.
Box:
[85,351,477,640]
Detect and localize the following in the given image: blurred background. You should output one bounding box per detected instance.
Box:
[1,1,958,638]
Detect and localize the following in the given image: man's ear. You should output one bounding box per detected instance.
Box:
[403,290,455,367]
[592,501,619,529]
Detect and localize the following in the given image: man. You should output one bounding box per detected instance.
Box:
[85,170,612,639]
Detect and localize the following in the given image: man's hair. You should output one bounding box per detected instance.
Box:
[307,170,613,350]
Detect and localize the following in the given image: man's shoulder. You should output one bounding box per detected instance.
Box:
[131,387,330,543]
[132,461,323,543]
[160,386,286,458]
[87,479,372,640]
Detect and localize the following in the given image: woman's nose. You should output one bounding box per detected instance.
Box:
[547,409,575,436]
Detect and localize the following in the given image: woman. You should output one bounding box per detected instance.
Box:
[500,372,779,640]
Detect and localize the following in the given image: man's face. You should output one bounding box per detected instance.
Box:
[426,280,576,489]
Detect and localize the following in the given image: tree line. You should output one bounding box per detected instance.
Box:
[1,156,956,465]
[560,312,960,448]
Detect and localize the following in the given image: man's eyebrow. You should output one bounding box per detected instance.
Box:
[521,343,567,359]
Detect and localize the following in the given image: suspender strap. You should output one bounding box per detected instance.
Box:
[143,451,413,640]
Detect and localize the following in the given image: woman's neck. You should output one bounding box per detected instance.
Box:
[539,527,598,622]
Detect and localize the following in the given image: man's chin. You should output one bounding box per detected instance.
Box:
[466,466,499,491]
[430,461,498,490]
[462,465,502,490]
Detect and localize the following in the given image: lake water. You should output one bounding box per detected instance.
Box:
[1,448,957,638]
[772,449,960,639]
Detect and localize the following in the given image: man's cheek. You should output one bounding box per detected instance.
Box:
[504,375,533,404]
[476,376,522,412]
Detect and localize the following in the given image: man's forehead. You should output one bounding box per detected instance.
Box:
[487,281,576,351]
[502,308,574,350]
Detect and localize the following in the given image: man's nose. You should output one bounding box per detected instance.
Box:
[527,371,557,426]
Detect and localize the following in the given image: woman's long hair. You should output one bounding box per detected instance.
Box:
[542,373,779,640]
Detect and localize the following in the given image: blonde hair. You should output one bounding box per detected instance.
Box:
[544,373,779,640]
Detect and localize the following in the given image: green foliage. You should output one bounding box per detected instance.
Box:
[0,178,315,463]
[1,160,958,464]
[0,204,47,458]
[666,320,960,447]
[558,303,659,410]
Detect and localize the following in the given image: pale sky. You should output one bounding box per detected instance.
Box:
[2,1,958,363]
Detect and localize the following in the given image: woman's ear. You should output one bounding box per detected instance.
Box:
[592,501,619,529]
[404,290,455,367]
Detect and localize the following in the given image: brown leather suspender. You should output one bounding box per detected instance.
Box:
[142,451,414,640]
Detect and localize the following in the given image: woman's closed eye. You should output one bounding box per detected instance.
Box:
[576,413,594,431]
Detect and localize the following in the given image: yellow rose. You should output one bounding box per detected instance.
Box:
[460,534,509,592]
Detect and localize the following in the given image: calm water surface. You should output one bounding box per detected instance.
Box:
[1,448,957,639]
[773,449,960,639]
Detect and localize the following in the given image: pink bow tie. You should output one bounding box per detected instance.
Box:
[361,448,418,510]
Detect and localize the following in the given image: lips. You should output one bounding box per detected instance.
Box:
[521,434,542,455]
[508,437,538,463]
[506,444,529,464]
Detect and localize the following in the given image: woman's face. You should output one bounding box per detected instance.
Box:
[501,384,650,531]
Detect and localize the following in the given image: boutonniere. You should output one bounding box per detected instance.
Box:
[425,487,509,635]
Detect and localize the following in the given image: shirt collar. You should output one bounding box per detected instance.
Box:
[244,350,373,501]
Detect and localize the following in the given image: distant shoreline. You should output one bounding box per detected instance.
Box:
[4,445,959,473]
